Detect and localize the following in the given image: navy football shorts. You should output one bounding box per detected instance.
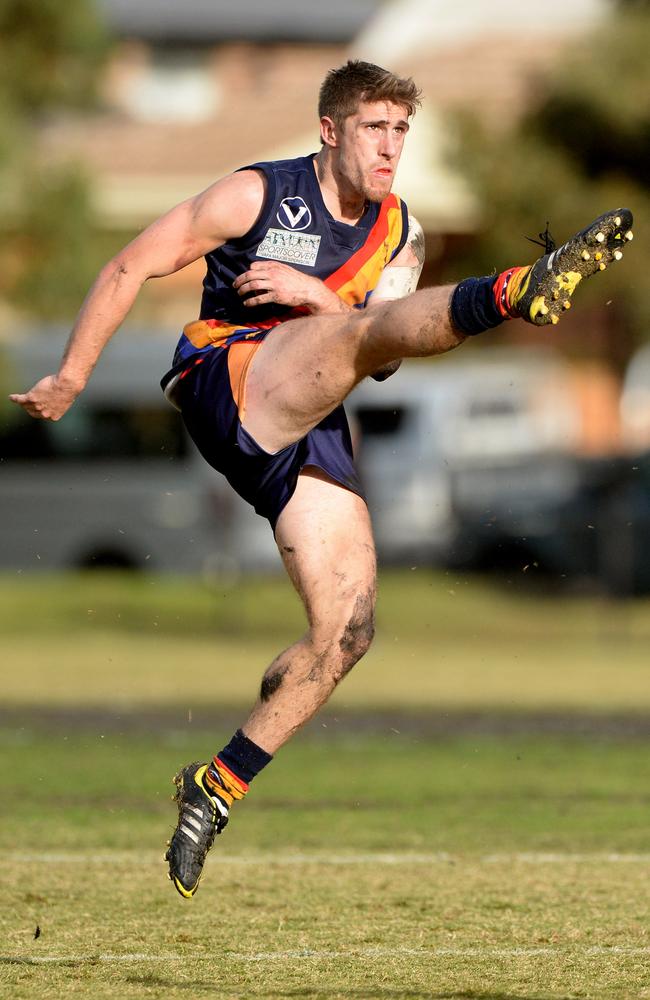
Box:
[168,343,365,531]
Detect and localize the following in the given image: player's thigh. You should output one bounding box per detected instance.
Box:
[243,311,382,453]
[244,285,458,453]
[275,467,377,639]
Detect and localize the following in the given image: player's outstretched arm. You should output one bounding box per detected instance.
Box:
[9,170,267,421]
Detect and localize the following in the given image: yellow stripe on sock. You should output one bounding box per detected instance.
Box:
[204,762,249,805]
[507,266,531,312]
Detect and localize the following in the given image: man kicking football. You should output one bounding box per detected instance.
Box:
[9,60,633,898]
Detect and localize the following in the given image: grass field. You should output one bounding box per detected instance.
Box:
[1,572,650,999]
[3,570,650,713]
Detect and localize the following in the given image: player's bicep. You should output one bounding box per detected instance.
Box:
[113,170,267,281]
[115,201,214,281]
[371,215,425,302]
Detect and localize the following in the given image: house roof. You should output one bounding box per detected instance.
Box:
[40,0,614,234]
[353,0,610,64]
[97,0,382,44]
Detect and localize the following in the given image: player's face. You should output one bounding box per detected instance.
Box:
[334,100,410,203]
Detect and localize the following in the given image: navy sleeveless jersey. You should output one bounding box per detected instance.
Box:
[171,154,409,364]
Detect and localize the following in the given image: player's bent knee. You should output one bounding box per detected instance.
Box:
[335,591,376,680]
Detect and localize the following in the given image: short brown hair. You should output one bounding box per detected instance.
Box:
[318,60,422,126]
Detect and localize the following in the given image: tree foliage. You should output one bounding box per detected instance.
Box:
[0,0,107,116]
[0,0,109,319]
[445,8,650,349]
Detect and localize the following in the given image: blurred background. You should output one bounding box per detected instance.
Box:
[0,0,648,592]
[3,10,650,984]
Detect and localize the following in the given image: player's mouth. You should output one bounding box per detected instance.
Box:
[373,168,392,178]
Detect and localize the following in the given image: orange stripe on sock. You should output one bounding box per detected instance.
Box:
[203,771,234,807]
[495,265,531,318]
[214,758,249,795]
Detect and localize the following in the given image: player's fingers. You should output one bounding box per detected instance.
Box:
[234,275,270,296]
[233,269,269,289]
[11,396,37,413]
[242,292,274,307]
[237,282,275,302]
[243,279,274,293]
[9,393,48,417]
[24,405,45,419]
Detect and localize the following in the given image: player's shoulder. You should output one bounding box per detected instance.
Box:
[199,166,267,204]
[406,213,424,241]
[222,167,268,199]
[211,167,268,212]
[382,192,413,240]
[191,168,269,243]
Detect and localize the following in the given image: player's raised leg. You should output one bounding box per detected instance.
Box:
[166,469,376,897]
[243,208,634,455]
[243,281,459,453]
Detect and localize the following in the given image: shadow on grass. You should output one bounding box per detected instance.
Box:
[0,962,571,999]
[123,976,569,1000]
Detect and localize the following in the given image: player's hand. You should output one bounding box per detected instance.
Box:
[9,374,81,421]
[233,261,347,314]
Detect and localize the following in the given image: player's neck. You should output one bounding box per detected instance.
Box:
[313,150,367,226]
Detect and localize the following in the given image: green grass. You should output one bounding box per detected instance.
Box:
[2,729,650,999]
[2,729,650,854]
[2,570,650,714]
[3,570,650,643]
[2,571,650,998]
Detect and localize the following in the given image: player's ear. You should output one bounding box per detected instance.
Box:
[319,115,340,148]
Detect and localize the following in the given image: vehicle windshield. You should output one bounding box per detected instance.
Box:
[0,404,187,461]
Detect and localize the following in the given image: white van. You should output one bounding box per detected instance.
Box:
[347,348,583,564]
[1,334,584,574]
[0,329,279,573]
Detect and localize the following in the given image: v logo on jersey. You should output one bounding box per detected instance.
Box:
[285,205,307,227]
[277,197,312,232]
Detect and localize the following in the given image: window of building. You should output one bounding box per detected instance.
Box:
[123,48,220,123]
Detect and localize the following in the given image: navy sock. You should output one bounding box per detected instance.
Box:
[450,275,504,336]
[215,729,273,785]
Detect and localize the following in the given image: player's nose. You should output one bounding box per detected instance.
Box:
[379,133,398,158]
